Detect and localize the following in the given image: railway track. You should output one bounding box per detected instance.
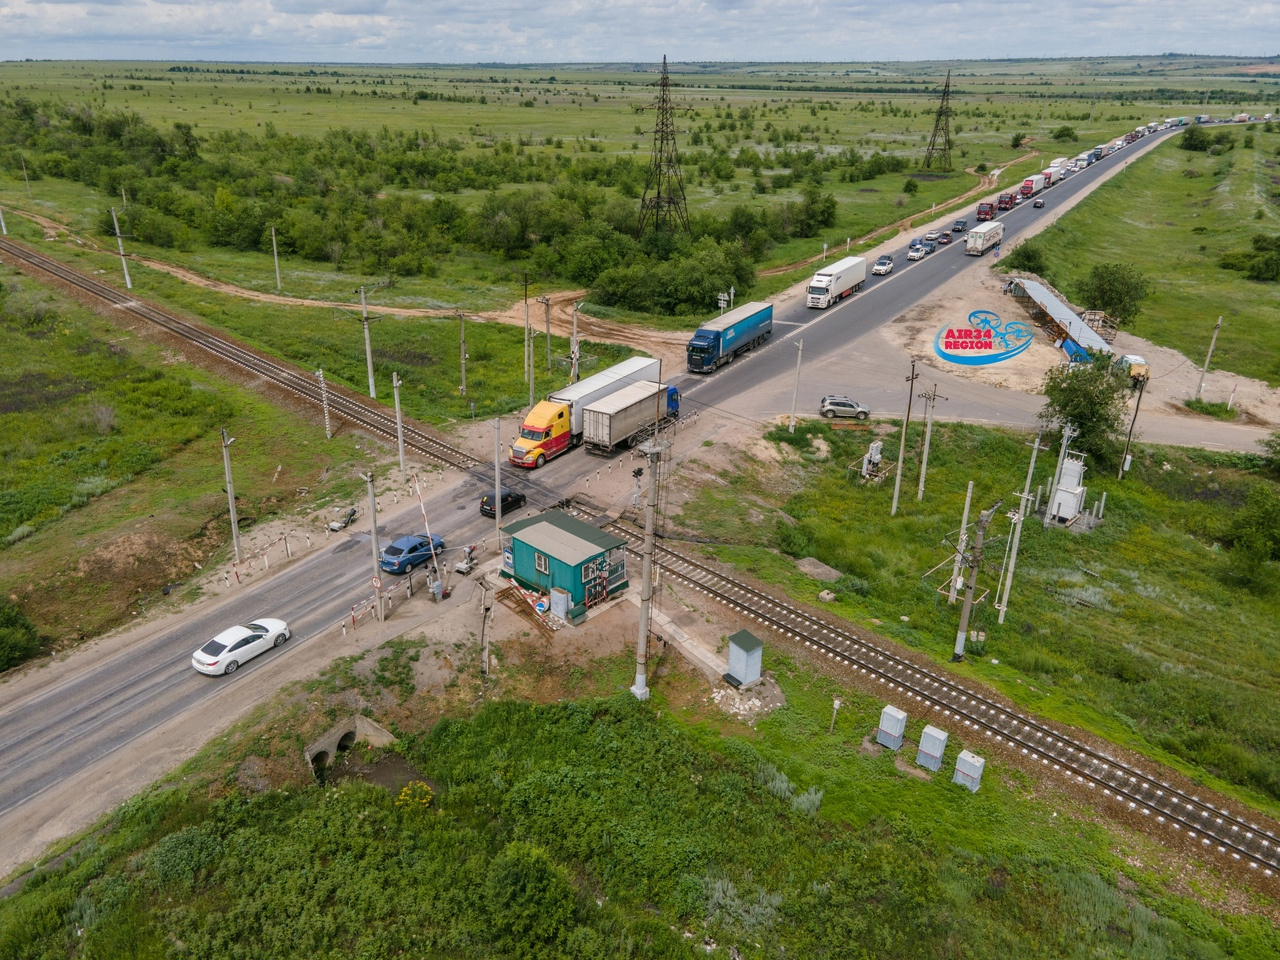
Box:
[6,235,1277,880]
[599,516,1280,879]
[0,237,483,472]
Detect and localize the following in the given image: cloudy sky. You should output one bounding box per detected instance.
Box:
[1,0,1276,62]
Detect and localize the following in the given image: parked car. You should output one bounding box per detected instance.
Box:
[924,229,941,241]
[1033,198,1045,208]
[951,218,968,232]
[379,533,446,575]
[192,619,291,676]
[936,232,953,245]
[871,255,894,275]
[327,506,357,532]
[480,488,527,518]
[819,395,870,420]
[907,245,927,260]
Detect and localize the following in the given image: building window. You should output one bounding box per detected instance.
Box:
[535,553,549,574]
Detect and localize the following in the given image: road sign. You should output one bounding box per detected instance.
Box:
[371,576,382,591]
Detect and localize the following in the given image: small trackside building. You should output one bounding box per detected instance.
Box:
[500,510,628,620]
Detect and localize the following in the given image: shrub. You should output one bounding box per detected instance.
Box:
[0,601,45,671]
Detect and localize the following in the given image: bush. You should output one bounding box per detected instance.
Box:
[0,601,45,671]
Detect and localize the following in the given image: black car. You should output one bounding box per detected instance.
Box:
[480,488,527,518]
[951,218,968,232]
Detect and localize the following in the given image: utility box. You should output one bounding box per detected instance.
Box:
[549,587,571,620]
[877,705,907,750]
[724,630,763,688]
[952,750,985,793]
[916,725,948,772]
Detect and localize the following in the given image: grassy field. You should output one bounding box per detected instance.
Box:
[1004,122,1280,386]
[675,420,1280,817]
[1,628,1276,958]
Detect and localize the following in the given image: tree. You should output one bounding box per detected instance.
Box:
[1039,352,1130,466]
[1010,132,1027,149]
[1074,262,1151,324]
[1261,431,1280,473]
[1225,484,1280,590]
[1051,125,1078,142]
[902,177,920,196]
[1003,242,1047,276]
[1179,124,1211,152]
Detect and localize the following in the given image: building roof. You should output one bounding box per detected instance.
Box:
[1015,279,1112,356]
[502,510,626,566]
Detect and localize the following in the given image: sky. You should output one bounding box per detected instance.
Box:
[0,0,1277,63]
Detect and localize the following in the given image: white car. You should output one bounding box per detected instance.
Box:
[907,246,927,261]
[871,255,894,275]
[192,619,291,675]
[924,229,941,241]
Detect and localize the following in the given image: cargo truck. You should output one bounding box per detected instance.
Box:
[583,381,680,455]
[805,256,866,308]
[1020,174,1046,197]
[509,356,661,469]
[996,193,1016,211]
[965,221,1004,256]
[1091,144,1106,161]
[976,202,996,221]
[686,302,773,373]
[1041,168,1060,187]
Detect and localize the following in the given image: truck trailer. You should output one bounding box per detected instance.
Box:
[509,356,661,468]
[583,381,680,455]
[686,302,773,373]
[806,256,866,308]
[1020,174,1046,197]
[965,221,1004,256]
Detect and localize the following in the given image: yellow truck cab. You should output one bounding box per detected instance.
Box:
[509,401,571,469]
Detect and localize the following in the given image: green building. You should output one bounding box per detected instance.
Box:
[500,510,629,620]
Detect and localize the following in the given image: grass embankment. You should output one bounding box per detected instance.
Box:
[1,630,1276,959]
[0,265,368,650]
[678,420,1280,817]
[1007,124,1280,386]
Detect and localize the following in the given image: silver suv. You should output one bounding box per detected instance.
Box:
[820,395,870,420]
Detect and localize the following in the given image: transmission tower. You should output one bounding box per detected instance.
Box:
[638,55,690,238]
[922,70,954,172]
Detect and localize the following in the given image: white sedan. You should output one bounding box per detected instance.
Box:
[192,619,291,676]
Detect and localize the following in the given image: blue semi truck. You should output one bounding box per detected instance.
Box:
[686,302,774,373]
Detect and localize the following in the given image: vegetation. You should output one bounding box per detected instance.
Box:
[1073,262,1152,324]
[1039,352,1132,465]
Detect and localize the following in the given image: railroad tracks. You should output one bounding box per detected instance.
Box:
[599,516,1280,879]
[6,235,1278,880]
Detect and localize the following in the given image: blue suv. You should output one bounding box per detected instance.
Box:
[379,534,446,574]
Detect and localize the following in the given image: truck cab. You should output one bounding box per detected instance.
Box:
[996,193,1015,211]
[509,401,571,468]
[976,202,995,221]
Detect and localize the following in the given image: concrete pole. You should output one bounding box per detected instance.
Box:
[221,428,241,563]
[110,207,132,290]
[523,274,530,383]
[788,339,803,433]
[998,432,1044,624]
[315,369,331,440]
[392,372,407,485]
[571,302,581,382]
[493,418,503,556]
[1196,316,1222,399]
[362,472,384,621]
[953,501,1000,661]
[1118,378,1146,480]
[538,295,552,371]
[20,155,32,197]
[459,313,467,397]
[0,205,7,235]
[948,481,973,603]
[1043,424,1075,528]
[916,385,943,501]
[631,447,661,701]
[528,334,536,409]
[271,226,282,291]
[359,287,376,399]
[890,361,918,517]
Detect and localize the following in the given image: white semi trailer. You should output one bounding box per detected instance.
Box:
[805,256,867,309]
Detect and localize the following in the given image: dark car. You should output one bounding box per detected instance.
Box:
[1033,198,1045,208]
[379,533,446,575]
[480,488,527,518]
[951,218,968,232]
[936,232,953,245]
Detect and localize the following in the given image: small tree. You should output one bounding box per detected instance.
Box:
[1039,352,1130,466]
[1051,125,1078,142]
[1179,124,1211,152]
[903,178,920,195]
[1010,132,1027,149]
[1075,262,1151,324]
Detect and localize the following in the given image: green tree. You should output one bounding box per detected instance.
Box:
[1010,132,1027,149]
[1039,352,1130,465]
[1003,242,1047,276]
[1051,125,1078,142]
[1261,431,1280,473]
[0,601,44,672]
[1179,124,1212,152]
[902,177,920,195]
[485,841,576,950]
[1074,262,1151,324]
[1226,484,1280,589]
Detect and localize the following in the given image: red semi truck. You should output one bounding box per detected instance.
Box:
[976,202,995,221]
[996,193,1016,211]
[1020,174,1046,198]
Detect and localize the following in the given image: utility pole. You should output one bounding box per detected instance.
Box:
[1118,377,1147,480]
[998,432,1045,624]
[1196,315,1222,399]
[315,369,332,439]
[221,428,241,563]
[361,472,383,621]
[528,333,538,408]
[392,372,407,485]
[0,205,7,236]
[358,286,376,399]
[1043,423,1076,528]
[571,301,581,382]
[110,207,132,290]
[493,418,504,554]
[953,500,1001,661]
[271,226,282,292]
[916,384,946,500]
[948,481,973,603]
[523,273,530,383]
[890,361,919,516]
[631,443,664,701]
[537,295,551,371]
[20,155,32,197]
[458,313,467,397]
[788,339,804,433]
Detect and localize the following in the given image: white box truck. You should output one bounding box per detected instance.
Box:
[965,221,1004,256]
[805,255,867,308]
[583,381,680,455]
